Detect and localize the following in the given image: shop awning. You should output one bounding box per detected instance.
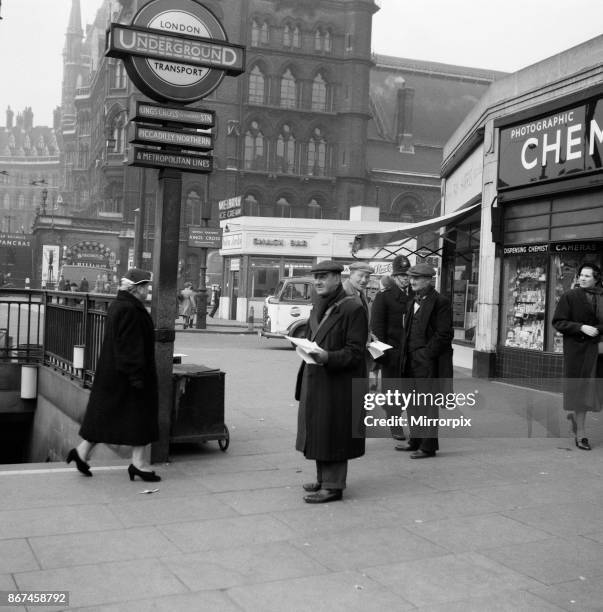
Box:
[352,202,481,259]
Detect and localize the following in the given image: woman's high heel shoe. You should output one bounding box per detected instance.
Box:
[66,448,92,477]
[128,464,161,482]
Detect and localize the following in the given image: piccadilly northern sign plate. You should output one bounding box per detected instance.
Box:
[106,0,245,103]
[132,125,213,150]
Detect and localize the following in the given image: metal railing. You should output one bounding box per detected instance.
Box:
[0,289,113,387]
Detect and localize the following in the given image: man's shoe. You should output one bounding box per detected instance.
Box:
[410,450,436,459]
[395,444,418,452]
[304,489,343,504]
[576,437,592,451]
[302,482,321,492]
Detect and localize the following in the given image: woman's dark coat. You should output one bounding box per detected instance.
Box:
[400,288,454,393]
[552,287,603,412]
[295,289,368,461]
[80,290,159,445]
[370,283,413,377]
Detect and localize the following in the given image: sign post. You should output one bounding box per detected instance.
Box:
[105,0,245,463]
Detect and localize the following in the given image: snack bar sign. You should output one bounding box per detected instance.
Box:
[106,0,245,103]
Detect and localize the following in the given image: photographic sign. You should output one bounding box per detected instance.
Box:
[188,226,222,248]
[218,195,242,220]
[133,125,213,150]
[130,147,213,173]
[106,0,245,103]
[132,101,215,128]
[498,95,603,190]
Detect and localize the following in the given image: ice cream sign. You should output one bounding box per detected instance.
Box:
[106,0,245,103]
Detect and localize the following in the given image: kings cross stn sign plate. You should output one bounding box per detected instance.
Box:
[106,0,246,103]
[132,101,215,128]
[130,147,213,174]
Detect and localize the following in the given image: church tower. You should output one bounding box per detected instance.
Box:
[61,0,84,125]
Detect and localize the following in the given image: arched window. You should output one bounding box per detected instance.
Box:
[244,121,265,170]
[184,190,202,226]
[3,194,10,210]
[307,128,327,176]
[276,124,296,174]
[109,112,127,153]
[324,29,332,52]
[17,194,25,210]
[390,195,425,223]
[308,198,322,219]
[248,65,265,104]
[292,25,301,48]
[276,197,291,218]
[244,193,260,216]
[280,69,297,108]
[311,73,327,112]
[314,29,322,51]
[251,20,261,46]
[261,22,269,44]
[283,23,291,47]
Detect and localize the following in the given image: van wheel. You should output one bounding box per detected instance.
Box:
[290,326,307,348]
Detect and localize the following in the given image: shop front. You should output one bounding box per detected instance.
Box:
[441,40,603,381]
[218,213,405,321]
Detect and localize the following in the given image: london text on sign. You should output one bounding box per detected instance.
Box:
[133,125,213,150]
[132,101,215,128]
[130,147,213,173]
[106,0,246,103]
[498,95,603,190]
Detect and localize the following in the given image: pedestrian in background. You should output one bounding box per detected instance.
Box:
[343,261,372,314]
[552,262,603,450]
[179,281,196,328]
[370,254,414,443]
[79,277,89,292]
[67,267,161,482]
[209,284,221,318]
[295,260,367,503]
[398,263,453,458]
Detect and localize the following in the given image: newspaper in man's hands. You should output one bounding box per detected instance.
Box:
[367,340,392,360]
[285,336,322,365]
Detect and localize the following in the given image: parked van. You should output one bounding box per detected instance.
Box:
[260,276,314,340]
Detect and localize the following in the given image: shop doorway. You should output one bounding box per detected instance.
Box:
[229,270,239,320]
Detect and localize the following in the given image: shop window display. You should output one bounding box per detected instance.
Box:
[502,253,547,351]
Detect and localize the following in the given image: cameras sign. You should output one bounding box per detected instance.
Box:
[106,0,245,103]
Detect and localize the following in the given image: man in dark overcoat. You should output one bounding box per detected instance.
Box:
[398,263,453,458]
[67,268,161,481]
[371,255,414,442]
[552,263,603,450]
[295,260,368,503]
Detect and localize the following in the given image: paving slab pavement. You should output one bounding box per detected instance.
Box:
[2,334,603,610]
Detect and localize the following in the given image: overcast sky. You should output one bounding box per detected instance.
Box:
[0,0,602,127]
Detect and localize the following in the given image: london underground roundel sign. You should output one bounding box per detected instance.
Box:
[106,0,245,103]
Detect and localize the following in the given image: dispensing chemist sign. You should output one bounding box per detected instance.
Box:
[106,0,245,103]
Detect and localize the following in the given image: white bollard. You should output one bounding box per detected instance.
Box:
[21,365,38,399]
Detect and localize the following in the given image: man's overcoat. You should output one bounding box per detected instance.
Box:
[295,289,368,461]
[80,290,159,445]
[370,283,413,378]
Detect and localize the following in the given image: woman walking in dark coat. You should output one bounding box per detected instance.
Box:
[552,263,603,450]
[66,268,161,481]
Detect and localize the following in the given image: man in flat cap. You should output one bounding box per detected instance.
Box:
[343,260,373,314]
[295,260,368,503]
[398,263,453,458]
[370,254,414,442]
